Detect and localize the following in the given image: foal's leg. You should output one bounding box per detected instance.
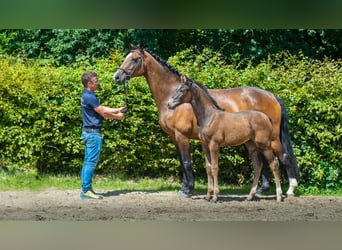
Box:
[208,143,220,203]
[271,140,297,196]
[202,144,213,201]
[205,167,213,201]
[257,139,283,195]
[263,148,283,202]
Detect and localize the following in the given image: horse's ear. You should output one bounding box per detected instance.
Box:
[129,43,134,50]
[139,41,144,49]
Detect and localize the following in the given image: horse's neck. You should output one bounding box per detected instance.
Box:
[143,54,179,112]
[191,88,218,127]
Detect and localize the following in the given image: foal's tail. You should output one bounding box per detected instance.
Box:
[276,96,300,181]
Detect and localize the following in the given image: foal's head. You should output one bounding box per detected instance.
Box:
[167,76,224,111]
[167,75,193,110]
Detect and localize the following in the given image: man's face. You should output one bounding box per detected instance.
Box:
[88,77,99,91]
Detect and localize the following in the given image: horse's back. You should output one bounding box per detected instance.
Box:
[209,87,279,112]
[209,87,281,140]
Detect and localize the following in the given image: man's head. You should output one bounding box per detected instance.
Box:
[81,72,99,91]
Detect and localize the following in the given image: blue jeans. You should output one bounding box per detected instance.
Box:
[81,130,102,192]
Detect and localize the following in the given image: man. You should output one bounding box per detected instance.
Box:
[80,71,127,199]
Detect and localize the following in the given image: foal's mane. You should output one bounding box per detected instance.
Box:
[188,78,224,111]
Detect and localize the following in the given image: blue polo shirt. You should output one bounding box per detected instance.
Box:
[81,89,103,128]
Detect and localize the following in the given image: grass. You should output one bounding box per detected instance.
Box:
[0,172,341,196]
[0,172,182,192]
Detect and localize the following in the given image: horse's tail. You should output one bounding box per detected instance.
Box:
[276,96,300,180]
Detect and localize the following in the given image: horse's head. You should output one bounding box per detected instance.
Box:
[167,75,193,110]
[113,41,145,85]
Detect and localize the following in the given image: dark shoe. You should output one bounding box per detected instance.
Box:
[177,190,191,199]
[256,185,270,195]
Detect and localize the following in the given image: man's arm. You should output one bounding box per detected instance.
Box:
[94,105,126,120]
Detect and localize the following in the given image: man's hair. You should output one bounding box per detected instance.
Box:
[81,72,97,87]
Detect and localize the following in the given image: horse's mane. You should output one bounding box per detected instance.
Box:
[188,78,224,111]
[144,48,181,77]
[134,46,222,110]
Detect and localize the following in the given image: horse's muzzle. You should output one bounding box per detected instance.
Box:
[167,101,176,110]
[113,71,128,85]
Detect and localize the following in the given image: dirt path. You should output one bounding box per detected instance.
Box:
[0,189,341,221]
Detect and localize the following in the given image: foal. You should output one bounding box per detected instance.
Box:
[167,76,282,202]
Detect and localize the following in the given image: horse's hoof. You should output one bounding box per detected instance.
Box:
[177,190,191,200]
[246,196,254,201]
[210,199,218,204]
[286,192,295,197]
[285,193,296,200]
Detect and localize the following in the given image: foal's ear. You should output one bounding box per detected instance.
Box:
[184,76,192,87]
[129,43,135,50]
[180,75,187,83]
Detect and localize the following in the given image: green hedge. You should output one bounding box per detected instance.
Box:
[0,50,341,190]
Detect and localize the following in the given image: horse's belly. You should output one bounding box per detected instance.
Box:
[159,106,199,139]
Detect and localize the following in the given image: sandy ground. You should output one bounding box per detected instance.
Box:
[0,189,341,221]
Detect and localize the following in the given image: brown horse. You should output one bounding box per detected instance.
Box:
[167,76,283,202]
[113,42,299,199]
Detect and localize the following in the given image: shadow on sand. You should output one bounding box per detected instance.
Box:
[98,188,290,203]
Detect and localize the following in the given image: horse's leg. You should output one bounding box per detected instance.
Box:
[275,96,300,196]
[263,148,283,202]
[280,153,298,196]
[281,153,299,196]
[208,143,220,203]
[172,134,194,199]
[256,155,271,194]
[201,143,213,201]
[246,143,262,201]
